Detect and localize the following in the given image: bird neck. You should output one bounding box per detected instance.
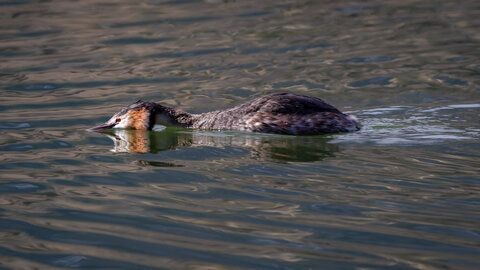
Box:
[153,104,196,128]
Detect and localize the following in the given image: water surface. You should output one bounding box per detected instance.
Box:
[1,0,479,269]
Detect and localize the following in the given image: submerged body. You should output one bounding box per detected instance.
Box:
[89,93,361,135]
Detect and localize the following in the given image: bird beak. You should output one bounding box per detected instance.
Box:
[87,122,116,131]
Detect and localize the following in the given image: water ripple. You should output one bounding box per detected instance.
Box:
[148,48,233,58]
[111,16,218,28]
[0,122,30,129]
[348,77,393,87]
[0,182,45,193]
[434,76,468,86]
[335,104,479,145]
[103,37,171,45]
[5,77,187,91]
[337,56,395,63]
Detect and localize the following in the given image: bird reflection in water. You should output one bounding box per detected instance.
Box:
[96,128,340,162]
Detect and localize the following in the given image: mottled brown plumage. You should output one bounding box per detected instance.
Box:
[89,93,361,135]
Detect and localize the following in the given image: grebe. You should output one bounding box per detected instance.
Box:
[88,93,361,135]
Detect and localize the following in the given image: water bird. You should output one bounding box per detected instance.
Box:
[88,93,361,135]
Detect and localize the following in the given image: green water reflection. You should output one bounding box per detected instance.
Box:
[97,128,339,162]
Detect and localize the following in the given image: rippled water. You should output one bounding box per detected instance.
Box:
[1,0,479,269]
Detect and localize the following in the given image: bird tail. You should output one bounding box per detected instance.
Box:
[346,115,362,131]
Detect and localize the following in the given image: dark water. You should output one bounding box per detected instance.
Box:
[1,0,479,269]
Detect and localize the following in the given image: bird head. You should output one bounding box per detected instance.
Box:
[88,100,157,131]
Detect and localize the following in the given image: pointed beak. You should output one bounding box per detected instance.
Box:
[87,123,116,132]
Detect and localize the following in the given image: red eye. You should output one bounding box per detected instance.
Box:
[115,118,121,123]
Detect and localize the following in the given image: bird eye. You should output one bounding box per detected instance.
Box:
[115,118,121,123]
